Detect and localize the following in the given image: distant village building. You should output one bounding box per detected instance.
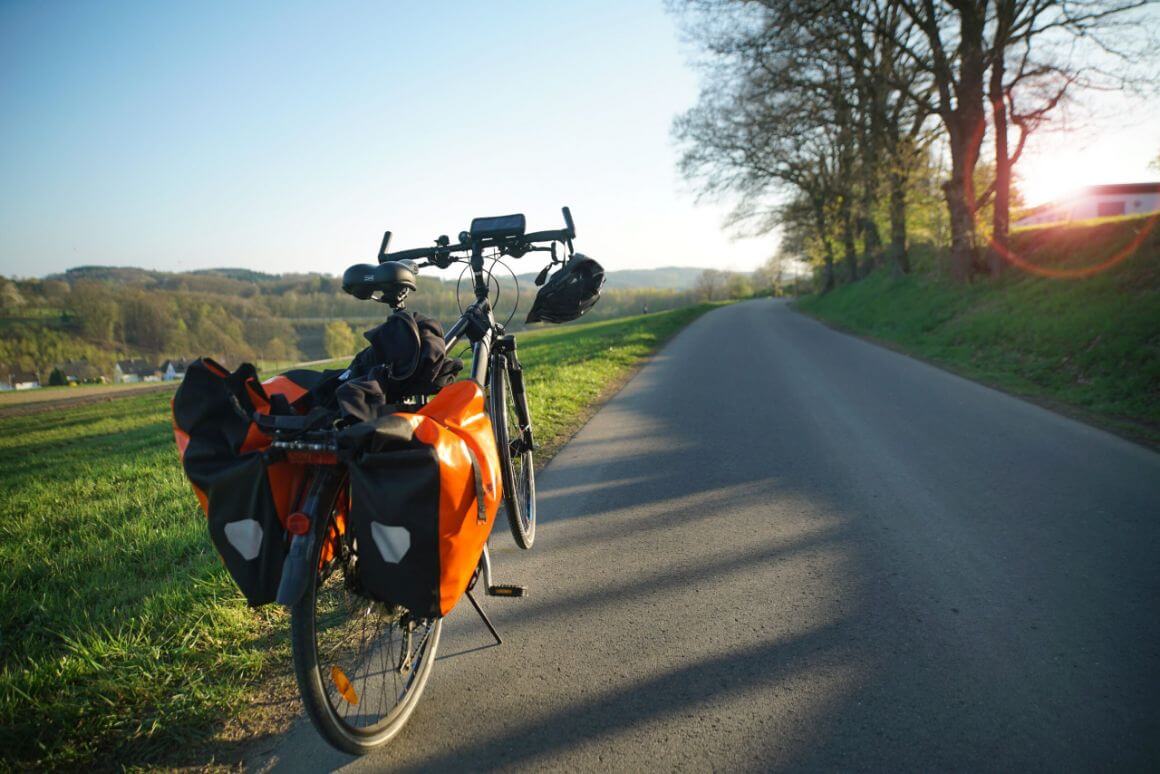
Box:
[160,359,188,381]
[114,359,161,384]
[1015,182,1160,228]
[60,359,103,385]
[11,369,41,390]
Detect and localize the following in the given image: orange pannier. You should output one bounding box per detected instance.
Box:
[172,358,331,606]
[339,379,502,617]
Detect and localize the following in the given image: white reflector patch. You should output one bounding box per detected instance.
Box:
[371,523,410,563]
[224,518,263,561]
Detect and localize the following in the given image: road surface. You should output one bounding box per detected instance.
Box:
[258,299,1160,771]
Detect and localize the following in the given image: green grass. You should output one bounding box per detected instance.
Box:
[0,304,716,770]
[796,215,1160,444]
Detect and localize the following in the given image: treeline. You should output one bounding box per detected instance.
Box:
[673,0,1152,288]
[0,266,712,377]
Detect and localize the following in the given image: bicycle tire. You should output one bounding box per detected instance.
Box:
[490,362,537,549]
[290,477,442,755]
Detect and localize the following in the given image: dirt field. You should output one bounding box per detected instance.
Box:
[0,381,178,417]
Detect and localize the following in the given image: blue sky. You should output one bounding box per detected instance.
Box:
[0,0,775,278]
[1,1,1157,279]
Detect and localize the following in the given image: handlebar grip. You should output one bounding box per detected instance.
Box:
[379,246,448,263]
[562,206,576,239]
[521,228,570,243]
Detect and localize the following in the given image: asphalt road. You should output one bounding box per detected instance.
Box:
[259,299,1160,771]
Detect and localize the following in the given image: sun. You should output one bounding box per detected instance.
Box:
[1015,154,1091,208]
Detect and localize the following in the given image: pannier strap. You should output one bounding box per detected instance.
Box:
[462,444,488,524]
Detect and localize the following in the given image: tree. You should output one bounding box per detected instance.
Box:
[323,321,357,359]
[122,292,174,351]
[263,337,300,362]
[726,272,754,299]
[0,278,26,314]
[68,282,121,343]
[672,0,934,286]
[693,269,726,301]
[898,0,1151,280]
[49,367,67,386]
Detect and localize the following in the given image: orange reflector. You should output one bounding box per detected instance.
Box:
[330,665,359,705]
[286,512,311,536]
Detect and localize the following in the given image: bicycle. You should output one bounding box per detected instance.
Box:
[257,208,579,754]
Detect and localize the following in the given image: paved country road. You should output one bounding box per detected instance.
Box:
[257,299,1160,771]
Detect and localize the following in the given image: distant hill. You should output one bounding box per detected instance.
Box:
[53,266,168,285]
[5,262,716,373]
[49,264,713,291]
[604,266,712,290]
[189,267,282,282]
[517,265,712,291]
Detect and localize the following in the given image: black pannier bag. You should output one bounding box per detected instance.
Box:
[173,358,323,606]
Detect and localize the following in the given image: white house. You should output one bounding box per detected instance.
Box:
[12,370,41,390]
[160,359,188,381]
[114,359,160,384]
[1015,182,1160,227]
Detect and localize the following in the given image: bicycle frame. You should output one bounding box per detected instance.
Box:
[275,262,533,608]
[444,296,534,454]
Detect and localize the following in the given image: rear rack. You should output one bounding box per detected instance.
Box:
[268,432,340,466]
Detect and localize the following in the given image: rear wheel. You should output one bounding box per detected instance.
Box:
[490,361,536,549]
[290,483,442,755]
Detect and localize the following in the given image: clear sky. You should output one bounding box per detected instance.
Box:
[0,0,775,279]
[1,1,1157,279]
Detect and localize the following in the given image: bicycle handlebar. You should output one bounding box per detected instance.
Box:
[378,208,575,265]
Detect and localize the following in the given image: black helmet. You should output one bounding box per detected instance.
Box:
[525,254,605,324]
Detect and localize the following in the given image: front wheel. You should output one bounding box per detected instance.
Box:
[290,477,442,755]
[490,361,537,549]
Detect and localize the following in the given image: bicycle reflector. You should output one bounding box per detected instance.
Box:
[286,512,311,536]
[330,665,359,705]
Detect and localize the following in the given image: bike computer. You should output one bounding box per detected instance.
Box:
[469,214,526,240]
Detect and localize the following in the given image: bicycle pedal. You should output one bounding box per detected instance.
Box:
[487,584,527,598]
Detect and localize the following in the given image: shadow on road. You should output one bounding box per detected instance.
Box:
[263,299,1160,771]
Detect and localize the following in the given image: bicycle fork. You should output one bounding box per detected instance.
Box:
[494,335,535,453]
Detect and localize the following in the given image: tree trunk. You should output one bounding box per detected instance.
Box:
[859,202,883,272]
[841,204,859,282]
[987,48,1010,278]
[944,171,976,283]
[940,3,988,283]
[814,199,836,293]
[888,164,910,274]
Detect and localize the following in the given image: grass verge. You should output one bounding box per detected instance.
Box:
[0,304,716,770]
[796,215,1159,446]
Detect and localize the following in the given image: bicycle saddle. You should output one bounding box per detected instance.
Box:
[342,261,418,306]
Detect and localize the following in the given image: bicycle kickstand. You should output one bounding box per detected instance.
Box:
[465,588,502,645]
[467,544,529,645]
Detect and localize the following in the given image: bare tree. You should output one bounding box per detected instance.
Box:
[983,0,1151,277]
[694,269,727,300]
[673,0,935,285]
[898,0,1152,281]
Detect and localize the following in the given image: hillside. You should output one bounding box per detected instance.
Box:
[796,214,1160,445]
[0,264,705,382]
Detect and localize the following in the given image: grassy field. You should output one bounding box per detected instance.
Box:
[0,304,716,770]
[797,214,1160,445]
